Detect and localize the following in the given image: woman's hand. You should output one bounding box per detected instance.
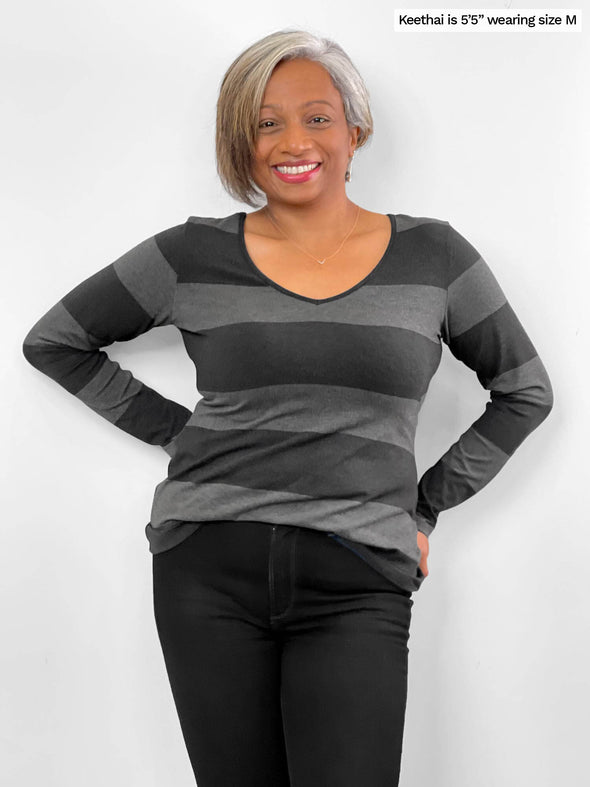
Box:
[417,531,429,577]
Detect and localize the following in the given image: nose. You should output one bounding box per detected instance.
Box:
[279,120,313,155]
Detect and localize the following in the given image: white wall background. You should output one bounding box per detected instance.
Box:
[3,1,588,785]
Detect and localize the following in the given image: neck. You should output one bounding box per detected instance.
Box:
[262,195,360,245]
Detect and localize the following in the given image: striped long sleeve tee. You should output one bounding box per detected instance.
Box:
[22,212,554,593]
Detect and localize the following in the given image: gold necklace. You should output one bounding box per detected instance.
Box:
[263,205,361,265]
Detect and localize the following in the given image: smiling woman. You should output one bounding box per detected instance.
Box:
[222,53,392,302]
[251,59,357,203]
[22,26,554,787]
[215,29,373,208]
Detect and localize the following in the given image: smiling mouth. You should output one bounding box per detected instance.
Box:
[271,162,322,184]
[273,163,321,175]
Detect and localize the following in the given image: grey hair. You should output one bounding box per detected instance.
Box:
[215,29,374,207]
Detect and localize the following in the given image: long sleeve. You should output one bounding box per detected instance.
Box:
[415,223,554,537]
[22,223,192,451]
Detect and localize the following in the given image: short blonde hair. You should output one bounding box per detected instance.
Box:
[215,29,374,207]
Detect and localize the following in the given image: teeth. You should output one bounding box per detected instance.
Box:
[276,163,319,174]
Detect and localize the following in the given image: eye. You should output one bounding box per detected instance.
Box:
[310,116,329,124]
[258,120,276,129]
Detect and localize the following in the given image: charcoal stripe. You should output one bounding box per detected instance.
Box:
[114,388,192,446]
[167,425,418,511]
[416,432,504,521]
[180,214,451,289]
[152,223,189,275]
[446,302,539,385]
[181,322,442,400]
[62,264,153,342]
[23,342,110,396]
[447,224,481,283]
[471,393,553,455]
[23,301,104,354]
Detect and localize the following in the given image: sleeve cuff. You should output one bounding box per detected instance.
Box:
[416,516,436,538]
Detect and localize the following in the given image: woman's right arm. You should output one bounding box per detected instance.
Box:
[414,223,554,536]
[22,222,192,452]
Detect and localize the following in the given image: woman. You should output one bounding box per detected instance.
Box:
[22,29,553,787]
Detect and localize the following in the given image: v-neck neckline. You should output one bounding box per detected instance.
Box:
[238,212,397,305]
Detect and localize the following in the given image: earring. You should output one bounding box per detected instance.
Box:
[345,153,355,183]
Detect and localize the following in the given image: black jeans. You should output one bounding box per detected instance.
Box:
[152,520,413,787]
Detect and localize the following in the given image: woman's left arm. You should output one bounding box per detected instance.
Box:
[415,223,554,537]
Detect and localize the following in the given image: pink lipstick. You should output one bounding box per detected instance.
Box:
[272,162,322,184]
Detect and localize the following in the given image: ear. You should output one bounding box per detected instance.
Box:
[349,125,361,156]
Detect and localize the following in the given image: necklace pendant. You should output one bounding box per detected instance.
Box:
[263,204,361,267]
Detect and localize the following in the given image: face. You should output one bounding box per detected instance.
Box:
[251,58,360,207]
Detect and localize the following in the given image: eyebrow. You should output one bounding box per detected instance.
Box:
[260,100,335,110]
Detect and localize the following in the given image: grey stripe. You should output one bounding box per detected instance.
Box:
[176,282,446,342]
[113,236,176,325]
[487,355,550,401]
[187,214,241,233]
[149,478,417,549]
[188,212,447,236]
[395,214,448,232]
[188,385,422,454]
[447,257,507,337]
[23,301,103,351]
[75,358,144,422]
